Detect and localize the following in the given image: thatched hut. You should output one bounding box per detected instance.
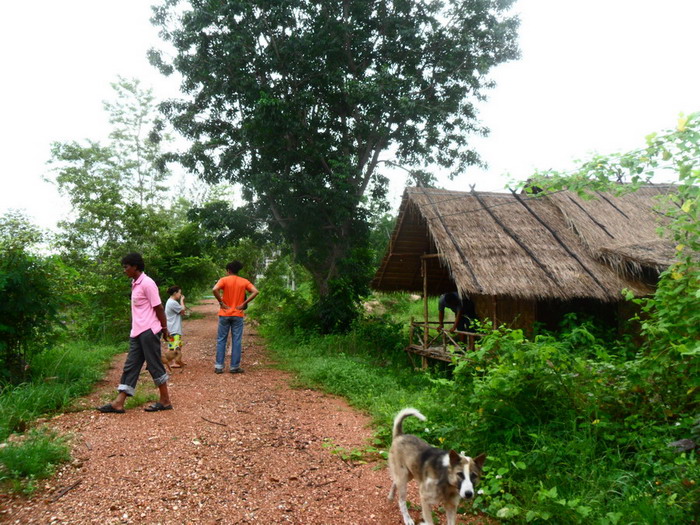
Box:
[372,186,675,362]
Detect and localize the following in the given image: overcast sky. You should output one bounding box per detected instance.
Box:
[1,0,699,231]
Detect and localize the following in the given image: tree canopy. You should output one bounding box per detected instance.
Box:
[150,0,519,329]
[49,78,170,260]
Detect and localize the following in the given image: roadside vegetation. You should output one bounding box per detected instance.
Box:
[0,55,696,525]
[257,114,700,523]
[258,290,698,523]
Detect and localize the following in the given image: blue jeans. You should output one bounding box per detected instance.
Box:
[216,316,244,370]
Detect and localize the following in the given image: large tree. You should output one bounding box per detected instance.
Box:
[150,0,519,329]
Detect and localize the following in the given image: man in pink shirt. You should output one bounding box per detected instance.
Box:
[97,253,173,413]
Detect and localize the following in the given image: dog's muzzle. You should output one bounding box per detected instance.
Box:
[459,479,475,499]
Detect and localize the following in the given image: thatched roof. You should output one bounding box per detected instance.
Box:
[372,186,676,301]
[547,188,675,275]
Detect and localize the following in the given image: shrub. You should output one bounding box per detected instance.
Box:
[0,213,68,383]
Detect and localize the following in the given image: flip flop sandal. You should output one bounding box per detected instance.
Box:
[144,402,173,412]
[97,404,125,414]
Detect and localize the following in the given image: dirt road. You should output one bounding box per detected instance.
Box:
[0,300,481,524]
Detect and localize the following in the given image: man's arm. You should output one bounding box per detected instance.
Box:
[212,285,230,310]
[450,308,463,333]
[155,304,170,340]
[438,308,445,330]
[237,285,259,310]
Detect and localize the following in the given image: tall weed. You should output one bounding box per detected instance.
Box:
[0,428,71,494]
[0,341,122,441]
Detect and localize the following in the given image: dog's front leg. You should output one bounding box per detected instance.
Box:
[418,496,435,525]
[444,502,458,525]
[399,499,415,525]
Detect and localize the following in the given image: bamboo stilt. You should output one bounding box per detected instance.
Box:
[422,258,428,351]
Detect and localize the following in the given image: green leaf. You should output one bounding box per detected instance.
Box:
[496,506,521,518]
[576,505,592,517]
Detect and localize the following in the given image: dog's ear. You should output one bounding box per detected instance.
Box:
[448,450,461,466]
[473,453,487,472]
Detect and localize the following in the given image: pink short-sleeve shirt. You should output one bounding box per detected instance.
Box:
[130,273,163,337]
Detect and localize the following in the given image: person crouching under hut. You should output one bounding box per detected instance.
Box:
[438,291,477,344]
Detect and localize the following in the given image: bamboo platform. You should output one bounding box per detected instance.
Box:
[407,317,481,368]
[403,255,484,368]
[406,344,455,363]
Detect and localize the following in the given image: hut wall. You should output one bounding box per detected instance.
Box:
[498,298,537,335]
[473,295,537,335]
[536,298,618,331]
[474,295,630,336]
[473,295,492,326]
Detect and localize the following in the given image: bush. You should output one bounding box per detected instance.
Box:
[260,291,699,523]
[446,320,700,522]
[0,213,68,383]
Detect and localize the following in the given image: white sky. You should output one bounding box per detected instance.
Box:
[1,0,699,230]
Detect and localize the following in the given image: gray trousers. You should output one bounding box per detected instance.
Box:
[117,329,169,396]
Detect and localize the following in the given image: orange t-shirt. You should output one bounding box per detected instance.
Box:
[214,275,255,317]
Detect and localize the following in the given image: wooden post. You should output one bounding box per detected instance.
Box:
[421,258,429,368]
[420,253,439,369]
[422,257,428,350]
[491,296,497,328]
[409,316,415,347]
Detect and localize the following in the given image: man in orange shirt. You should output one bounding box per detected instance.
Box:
[212,261,258,374]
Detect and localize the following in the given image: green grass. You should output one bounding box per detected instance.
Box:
[0,341,123,441]
[260,319,455,443]
[0,340,124,493]
[0,428,71,495]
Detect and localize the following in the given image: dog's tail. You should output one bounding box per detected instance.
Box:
[392,408,426,439]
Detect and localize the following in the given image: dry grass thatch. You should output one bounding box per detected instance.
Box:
[372,186,676,302]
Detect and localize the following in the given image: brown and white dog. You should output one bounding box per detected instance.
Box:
[388,408,486,525]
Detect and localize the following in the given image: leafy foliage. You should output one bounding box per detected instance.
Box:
[49,79,171,260]
[150,0,520,329]
[256,114,700,522]
[104,77,169,207]
[0,212,66,383]
[528,114,700,424]
[186,200,267,247]
[47,78,226,338]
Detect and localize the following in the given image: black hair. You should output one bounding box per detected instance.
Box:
[121,252,145,271]
[226,260,243,274]
[167,285,181,296]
